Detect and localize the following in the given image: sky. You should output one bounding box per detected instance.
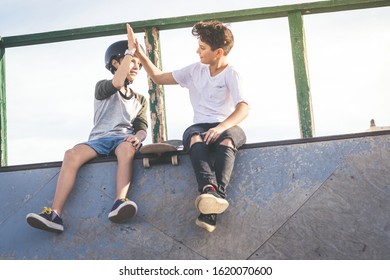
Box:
[0,0,389,166]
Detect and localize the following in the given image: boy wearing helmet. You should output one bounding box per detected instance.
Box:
[26,38,148,233]
[127,21,249,232]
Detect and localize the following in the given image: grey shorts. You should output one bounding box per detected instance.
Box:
[182,123,246,151]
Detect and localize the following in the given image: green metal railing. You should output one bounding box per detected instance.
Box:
[1,0,389,166]
[0,45,7,166]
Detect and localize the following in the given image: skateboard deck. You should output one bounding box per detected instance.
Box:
[139,140,182,168]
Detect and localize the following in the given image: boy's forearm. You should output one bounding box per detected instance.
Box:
[135,130,147,142]
[136,48,177,85]
[112,55,134,89]
[219,102,249,130]
[127,23,176,85]
[136,51,164,82]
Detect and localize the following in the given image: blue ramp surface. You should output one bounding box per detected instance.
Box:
[0,132,389,259]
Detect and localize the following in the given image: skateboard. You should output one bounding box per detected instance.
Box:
[139,140,183,168]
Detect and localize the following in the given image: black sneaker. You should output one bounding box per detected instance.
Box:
[108,198,137,223]
[26,207,64,233]
[194,186,229,214]
[196,213,217,233]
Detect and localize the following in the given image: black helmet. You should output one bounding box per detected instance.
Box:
[104,40,144,74]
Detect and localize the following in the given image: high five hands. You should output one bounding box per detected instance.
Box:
[126,23,140,55]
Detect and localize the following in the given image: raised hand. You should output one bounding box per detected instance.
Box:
[126,23,138,54]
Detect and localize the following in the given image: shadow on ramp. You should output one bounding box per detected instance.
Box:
[1,132,389,259]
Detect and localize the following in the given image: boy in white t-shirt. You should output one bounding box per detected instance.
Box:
[128,20,249,232]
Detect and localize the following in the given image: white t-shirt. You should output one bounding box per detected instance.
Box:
[172,62,246,124]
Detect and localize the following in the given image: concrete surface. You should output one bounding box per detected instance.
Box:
[0,132,389,259]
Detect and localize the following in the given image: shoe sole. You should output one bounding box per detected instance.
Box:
[195,218,216,233]
[26,213,64,233]
[108,201,137,223]
[195,194,229,214]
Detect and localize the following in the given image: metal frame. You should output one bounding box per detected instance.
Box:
[1,0,389,166]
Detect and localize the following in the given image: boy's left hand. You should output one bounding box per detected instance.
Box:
[124,135,141,149]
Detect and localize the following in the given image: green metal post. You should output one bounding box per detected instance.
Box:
[144,27,168,143]
[0,42,8,166]
[288,11,315,138]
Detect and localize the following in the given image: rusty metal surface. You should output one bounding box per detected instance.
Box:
[0,133,389,259]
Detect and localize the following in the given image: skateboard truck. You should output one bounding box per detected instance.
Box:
[139,140,182,168]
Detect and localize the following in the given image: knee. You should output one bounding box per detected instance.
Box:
[189,134,203,148]
[63,148,83,167]
[219,138,234,149]
[115,142,136,160]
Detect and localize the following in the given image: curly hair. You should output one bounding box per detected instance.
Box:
[192,20,234,55]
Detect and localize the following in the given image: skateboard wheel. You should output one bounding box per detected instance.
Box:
[143,157,150,168]
[171,155,178,166]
